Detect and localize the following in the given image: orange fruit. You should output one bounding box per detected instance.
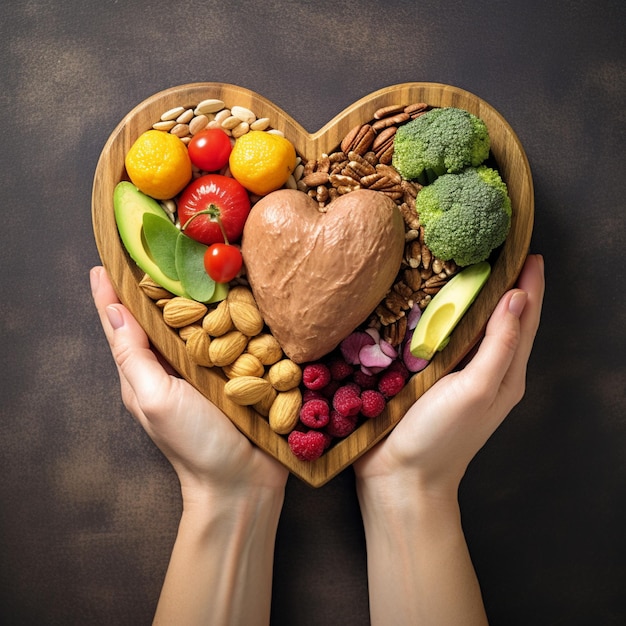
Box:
[125,130,192,200]
[229,131,297,196]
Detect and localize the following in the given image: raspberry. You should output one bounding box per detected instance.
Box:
[302,389,325,404]
[360,389,386,418]
[352,369,379,390]
[299,398,330,429]
[302,363,332,390]
[329,357,354,381]
[387,359,410,381]
[378,369,405,398]
[320,379,341,400]
[326,410,358,437]
[288,430,327,461]
[332,384,362,416]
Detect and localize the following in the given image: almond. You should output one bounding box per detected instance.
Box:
[179,323,203,342]
[246,333,283,365]
[224,376,273,406]
[162,297,208,328]
[222,353,265,379]
[252,385,278,417]
[269,388,303,434]
[229,301,264,337]
[226,285,258,307]
[139,274,173,300]
[267,358,302,391]
[185,328,213,367]
[208,330,248,367]
[202,300,233,337]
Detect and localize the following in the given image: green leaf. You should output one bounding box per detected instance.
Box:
[142,213,180,280]
[175,233,217,303]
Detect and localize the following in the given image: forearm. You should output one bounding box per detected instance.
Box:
[154,488,284,626]
[357,480,488,626]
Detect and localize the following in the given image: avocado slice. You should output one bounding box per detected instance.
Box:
[114,181,188,296]
[410,261,491,361]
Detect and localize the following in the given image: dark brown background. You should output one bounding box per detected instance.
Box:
[1,1,624,624]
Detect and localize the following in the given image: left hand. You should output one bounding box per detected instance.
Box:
[90,266,288,503]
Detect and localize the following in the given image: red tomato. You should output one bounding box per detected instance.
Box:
[178,174,251,245]
[204,244,243,283]
[187,128,232,171]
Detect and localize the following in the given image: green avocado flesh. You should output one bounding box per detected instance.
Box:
[410,261,491,361]
[113,182,228,303]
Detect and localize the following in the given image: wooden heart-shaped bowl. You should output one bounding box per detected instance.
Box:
[92,82,533,487]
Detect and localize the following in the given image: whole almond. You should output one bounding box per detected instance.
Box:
[162,297,208,328]
[229,301,264,336]
[179,323,203,342]
[226,285,258,307]
[139,274,173,300]
[202,300,233,336]
[269,388,303,434]
[208,330,248,367]
[185,328,213,367]
[252,384,278,417]
[246,333,283,365]
[267,358,302,391]
[224,376,273,405]
[222,353,265,379]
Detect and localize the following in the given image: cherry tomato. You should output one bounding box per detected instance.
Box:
[178,174,251,245]
[187,128,232,171]
[204,244,243,283]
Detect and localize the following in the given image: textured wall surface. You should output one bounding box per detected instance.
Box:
[1,1,624,624]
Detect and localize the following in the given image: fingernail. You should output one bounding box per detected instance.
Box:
[509,291,528,318]
[105,304,124,329]
[89,267,100,296]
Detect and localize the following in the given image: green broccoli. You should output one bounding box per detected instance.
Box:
[416,166,512,267]
[392,107,490,184]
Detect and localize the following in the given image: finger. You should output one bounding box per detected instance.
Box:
[90,266,166,417]
[461,288,527,403]
[498,254,545,391]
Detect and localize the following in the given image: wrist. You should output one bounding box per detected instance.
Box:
[356,471,464,549]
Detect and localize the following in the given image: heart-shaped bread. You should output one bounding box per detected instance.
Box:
[92,82,533,486]
[242,189,405,363]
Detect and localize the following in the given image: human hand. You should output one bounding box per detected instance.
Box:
[354,254,545,499]
[89,266,288,502]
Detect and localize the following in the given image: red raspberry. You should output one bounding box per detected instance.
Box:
[332,384,362,416]
[329,357,354,381]
[302,389,325,404]
[387,359,410,381]
[352,369,379,390]
[288,430,327,461]
[360,389,386,418]
[326,410,358,437]
[378,369,405,398]
[299,398,330,429]
[302,363,332,390]
[320,379,341,400]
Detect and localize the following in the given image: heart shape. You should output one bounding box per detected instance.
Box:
[92,82,533,487]
[241,189,405,364]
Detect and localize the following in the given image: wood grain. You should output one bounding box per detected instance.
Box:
[92,82,533,487]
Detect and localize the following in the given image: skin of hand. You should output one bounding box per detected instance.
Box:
[353,254,545,626]
[90,266,287,625]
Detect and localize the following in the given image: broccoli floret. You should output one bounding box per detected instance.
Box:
[416,166,512,267]
[392,107,490,184]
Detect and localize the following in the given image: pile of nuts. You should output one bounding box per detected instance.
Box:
[141,278,306,435]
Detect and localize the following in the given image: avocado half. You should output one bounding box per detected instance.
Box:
[410,261,491,361]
